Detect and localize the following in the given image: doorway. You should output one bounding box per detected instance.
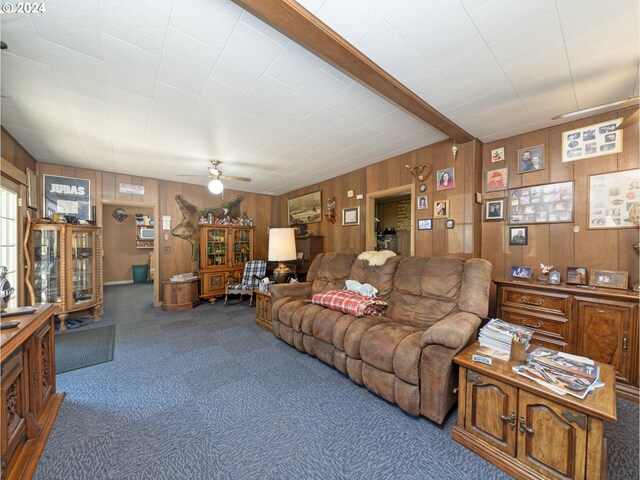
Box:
[99,200,160,307]
[365,184,415,256]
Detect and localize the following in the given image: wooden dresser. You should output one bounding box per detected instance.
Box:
[494,278,639,401]
[161,278,200,311]
[1,304,64,479]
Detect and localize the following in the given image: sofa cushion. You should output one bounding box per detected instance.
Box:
[343,316,391,359]
[348,256,401,301]
[360,324,422,385]
[386,257,464,329]
[311,253,358,295]
[275,298,312,328]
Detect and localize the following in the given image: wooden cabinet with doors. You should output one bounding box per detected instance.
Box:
[26,222,103,331]
[495,278,639,401]
[1,304,64,480]
[195,225,255,301]
[453,342,617,480]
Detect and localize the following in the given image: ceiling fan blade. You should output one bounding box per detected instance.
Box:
[552,97,639,120]
[220,175,252,182]
[616,109,640,130]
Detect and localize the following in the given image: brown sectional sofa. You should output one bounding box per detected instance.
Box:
[270,252,492,424]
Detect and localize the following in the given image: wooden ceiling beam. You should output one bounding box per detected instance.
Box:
[233,0,474,144]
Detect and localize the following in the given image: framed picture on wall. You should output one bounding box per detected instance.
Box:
[587,169,640,229]
[434,200,449,219]
[484,199,505,221]
[486,167,509,192]
[562,118,623,163]
[43,174,91,220]
[491,147,505,162]
[417,195,428,210]
[509,226,528,245]
[287,190,322,225]
[508,181,574,224]
[436,167,455,191]
[342,206,360,226]
[518,144,544,173]
[589,269,628,290]
[566,267,587,285]
[417,219,432,230]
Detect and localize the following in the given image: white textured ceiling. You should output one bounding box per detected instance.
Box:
[1,0,638,195]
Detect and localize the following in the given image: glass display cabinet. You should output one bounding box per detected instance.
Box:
[196,225,254,301]
[26,223,103,330]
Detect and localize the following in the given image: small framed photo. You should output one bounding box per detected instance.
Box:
[342,206,360,226]
[446,219,455,229]
[297,252,304,260]
[509,226,528,245]
[417,195,428,210]
[518,144,545,173]
[486,167,509,192]
[419,184,427,193]
[434,200,449,219]
[484,199,505,221]
[491,147,505,162]
[589,269,629,290]
[417,219,432,230]
[436,168,455,191]
[510,266,532,279]
[566,267,587,285]
[548,271,561,285]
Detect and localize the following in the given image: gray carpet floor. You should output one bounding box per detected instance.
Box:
[36,283,639,479]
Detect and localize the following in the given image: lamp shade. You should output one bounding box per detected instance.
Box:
[208,178,224,194]
[268,228,297,262]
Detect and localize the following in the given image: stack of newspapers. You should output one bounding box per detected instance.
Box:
[513,347,603,399]
[478,318,534,359]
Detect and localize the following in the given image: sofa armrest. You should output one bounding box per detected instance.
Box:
[270,282,312,302]
[420,311,481,350]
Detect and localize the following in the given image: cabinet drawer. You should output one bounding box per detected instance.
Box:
[501,288,569,316]
[501,308,571,347]
[202,273,225,295]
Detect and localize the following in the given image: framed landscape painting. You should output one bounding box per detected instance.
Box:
[288,190,322,225]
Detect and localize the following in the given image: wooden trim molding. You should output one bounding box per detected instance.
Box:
[234,0,474,144]
[0,156,28,185]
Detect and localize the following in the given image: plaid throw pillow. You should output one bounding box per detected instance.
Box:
[312,290,388,317]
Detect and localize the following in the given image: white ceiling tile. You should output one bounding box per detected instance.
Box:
[0,103,34,130]
[103,34,160,98]
[60,88,110,130]
[236,75,295,119]
[329,101,391,133]
[570,41,638,81]
[180,113,222,153]
[281,70,349,116]
[513,66,572,98]
[294,0,326,14]
[0,53,59,101]
[290,105,343,135]
[144,115,186,150]
[157,28,220,95]
[195,78,245,122]
[30,0,103,60]
[171,0,243,50]
[557,0,639,40]
[354,20,414,72]
[365,0,408,18]
[253,108,304,138]
[387,0,468,44]
[239,11,290,48]
[100,0,173,56]
[0,14,46,64]
[107,86,153,126]
[151,82,199,124]
[210,21,284,93]
[315,0,383,45]
[573,66,639,109]
[40,39,107,100]
[265,42,324,89]
[502,45,569,86]
[326,83,376,114]
[459,0,492,14]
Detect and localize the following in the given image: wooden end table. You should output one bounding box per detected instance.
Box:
[453,342,617,480]
[254,290,272,332]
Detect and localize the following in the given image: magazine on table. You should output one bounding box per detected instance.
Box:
[479,318,534,352]
[513,346,603,399]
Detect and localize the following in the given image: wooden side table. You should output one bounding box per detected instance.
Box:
[255,290,272,332]
[161,278,201,311]
[453,342,617,480]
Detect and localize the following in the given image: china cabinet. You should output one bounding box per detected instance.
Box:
[26,223,103,330]
[195,225,255,301]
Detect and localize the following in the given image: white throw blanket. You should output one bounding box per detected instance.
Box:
[357,250,397,266]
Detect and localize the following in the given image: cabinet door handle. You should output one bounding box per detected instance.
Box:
[519,416,534,435]
[500,412,516,430]
[520,295,545,306]
[521,318,544,329]
[622,332,629,355]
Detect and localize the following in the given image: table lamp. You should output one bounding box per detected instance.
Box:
[268,228,297,283]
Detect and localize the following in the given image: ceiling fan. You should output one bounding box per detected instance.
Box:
[177,160,251,194]
[551,96,639,130]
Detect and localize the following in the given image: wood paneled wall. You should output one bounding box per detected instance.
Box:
[1,127,37,179]
[277,138,483,257]
[482,106,639,314]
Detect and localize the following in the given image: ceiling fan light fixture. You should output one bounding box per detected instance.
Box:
[208,178,224,194]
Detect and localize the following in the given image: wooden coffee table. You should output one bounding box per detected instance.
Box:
[453,342,617,480]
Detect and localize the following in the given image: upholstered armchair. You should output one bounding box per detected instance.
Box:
[224,260,267,306]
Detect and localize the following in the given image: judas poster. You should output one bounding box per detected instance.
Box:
[43,175,91,220]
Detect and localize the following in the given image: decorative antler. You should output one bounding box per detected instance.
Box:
[405,164,432,182]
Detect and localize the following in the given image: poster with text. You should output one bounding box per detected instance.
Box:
[43,174,91,220]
